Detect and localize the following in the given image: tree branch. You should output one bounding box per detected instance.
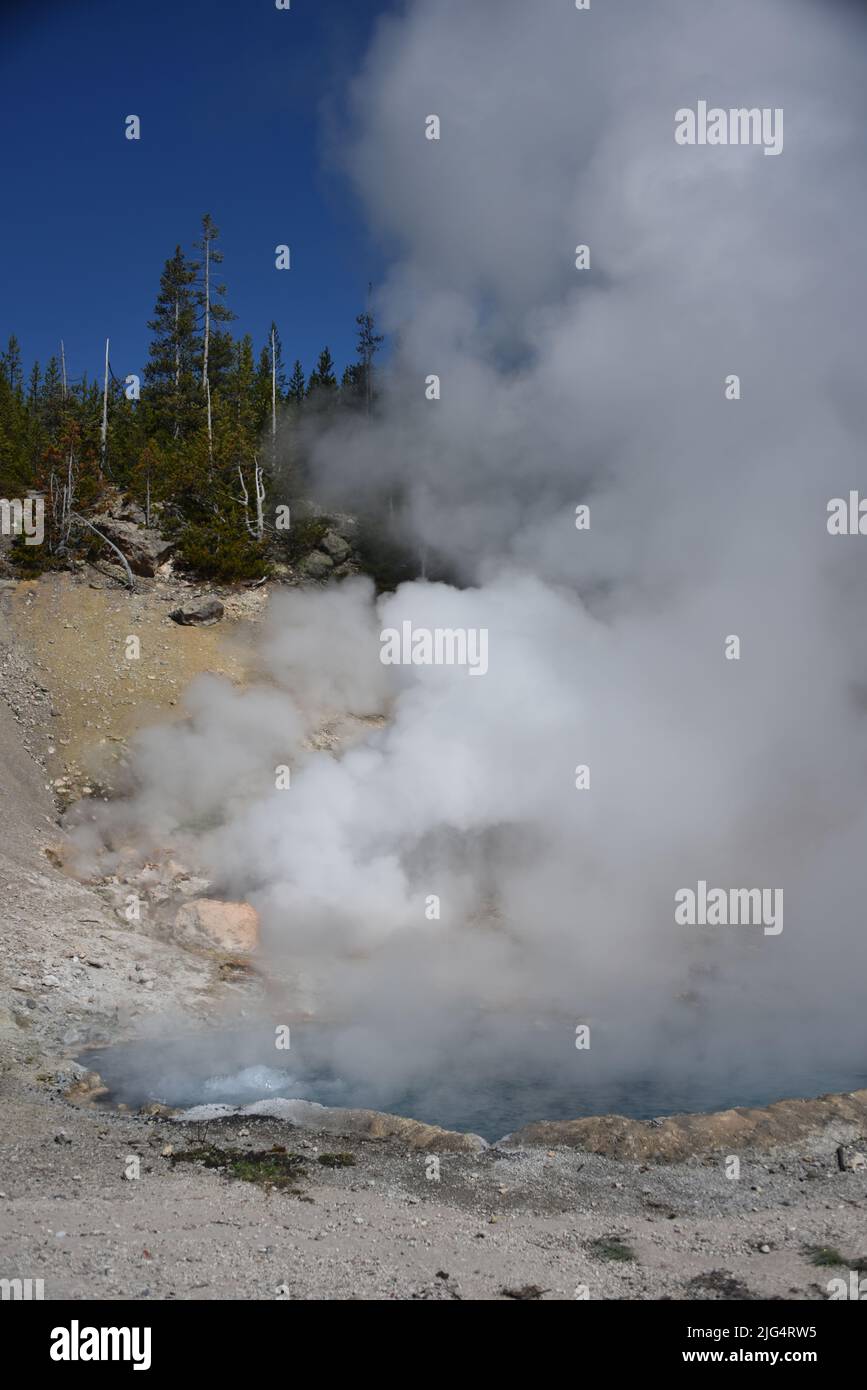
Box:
[69,514,135,589]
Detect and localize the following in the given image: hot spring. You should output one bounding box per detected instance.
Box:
[83,1012,867,1143]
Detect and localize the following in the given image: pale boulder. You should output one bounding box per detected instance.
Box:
[175,898,259,954]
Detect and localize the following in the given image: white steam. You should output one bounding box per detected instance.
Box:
[91,0,867,1121]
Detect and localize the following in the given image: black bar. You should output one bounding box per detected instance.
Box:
[8,1296,862,1373]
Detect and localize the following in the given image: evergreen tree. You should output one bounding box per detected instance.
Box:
[340,362,364,404]
[306,346,338,405]
[129,438,164,525]
[23,356,65,490]
[39,357,64,437]
[143,246,200,445]
[15,409,107,574]
[254,323,287,435]
[106,382,144,492]
[0,335,29,494]
[0,335,24,398]
[353,301,384,414]
[192,214,235,397]
[27,361,41,407]
[254,345,271,432]
[286,359,306,406]
[226,334,258,461]
[0,215,377,582]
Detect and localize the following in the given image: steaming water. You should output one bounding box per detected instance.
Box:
[83,1025,867,1143]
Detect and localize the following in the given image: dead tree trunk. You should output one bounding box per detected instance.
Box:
[173,295,181,441]
[71,513,134,589]
[202,237,210,390]
[237,460,265,542]
[206,376,213,465]
[100,337,110,474]
[271,326,277,465]
[254,459,265,541]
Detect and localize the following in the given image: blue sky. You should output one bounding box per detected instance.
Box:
[0,0,394,388]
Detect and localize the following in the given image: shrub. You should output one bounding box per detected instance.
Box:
[175,519,269,582]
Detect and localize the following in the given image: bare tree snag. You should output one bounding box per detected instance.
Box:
[70,513,135,589]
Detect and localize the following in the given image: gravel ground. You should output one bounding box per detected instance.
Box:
[1,1086,865,1301]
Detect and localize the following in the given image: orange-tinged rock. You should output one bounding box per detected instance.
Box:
[176,898,259,954]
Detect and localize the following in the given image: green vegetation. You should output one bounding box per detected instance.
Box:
[170,1142,308,1193]
[586,1234,637,1263]
[284,516,331,561]
[0,216,383,581]
[803,1243,846,1267]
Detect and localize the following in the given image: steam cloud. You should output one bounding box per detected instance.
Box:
[88,0,867,1125]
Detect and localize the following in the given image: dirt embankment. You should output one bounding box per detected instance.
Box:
[3,570,263,798]
[0,569,268,1077]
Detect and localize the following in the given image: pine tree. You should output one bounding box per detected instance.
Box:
[0,335,29,494]
[0,335,24,398]
[255,346,271,432]
[192,214,235,456]
[143,246,200,445]
[226,334,257,460]
[276,356,306,504]
[16,408,107,574]
[306,346,338,405]
[340,362,364,405]
[27,361,41,407]
[106,383,144,493]
[354,299,384,415]
[225,335,267,540]
[130,438,164,526]
[1,216,384,582]
[287,359,306,406]
[254,323,287,437]
[39,357,64,436]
